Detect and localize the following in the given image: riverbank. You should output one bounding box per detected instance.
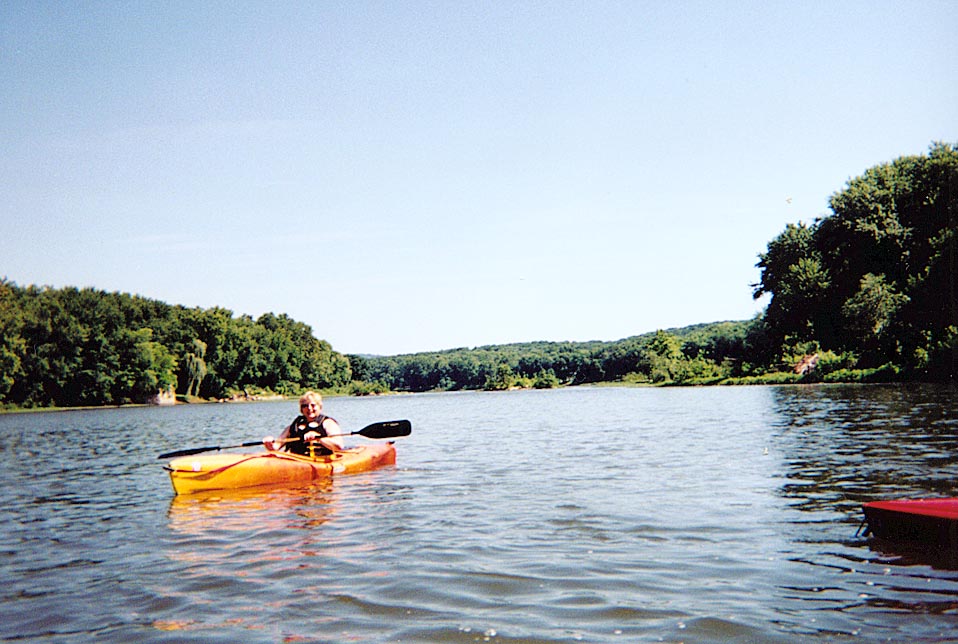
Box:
[2,365,943,415]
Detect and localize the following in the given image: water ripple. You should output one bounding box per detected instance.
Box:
[2,386,958,641]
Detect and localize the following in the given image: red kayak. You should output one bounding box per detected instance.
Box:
[862,499,958,548]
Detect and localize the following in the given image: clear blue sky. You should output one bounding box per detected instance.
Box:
[2,2,955,356]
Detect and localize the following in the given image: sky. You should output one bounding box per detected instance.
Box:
[2,1,955,356]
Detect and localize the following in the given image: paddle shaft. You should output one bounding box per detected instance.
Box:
[157,419,411,459]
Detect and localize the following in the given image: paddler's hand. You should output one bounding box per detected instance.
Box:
[263,435,280,451]
[303,431,342,452]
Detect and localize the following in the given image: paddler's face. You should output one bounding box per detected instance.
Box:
[300,400,321,420]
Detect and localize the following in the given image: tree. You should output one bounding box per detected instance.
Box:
[110,328,177,404]
[841,273,909,363]
[532,369,560,389]
[755,141,958,377]
[644,331,683,383]
[754,223,831,347]
[484,363,517,390]
[186,339,208,397]
[0,283,353,406]
[0,280,25,402]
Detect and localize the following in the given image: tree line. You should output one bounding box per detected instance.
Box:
[352,141,957,391]
[0,284,351,408]
[1,142,954,408]
[347,321,754,392]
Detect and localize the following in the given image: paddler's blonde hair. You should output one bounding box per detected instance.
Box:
[299,391,323,408]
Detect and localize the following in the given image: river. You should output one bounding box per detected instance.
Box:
[1,384,957,642]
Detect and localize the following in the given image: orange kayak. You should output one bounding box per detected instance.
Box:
[164,443,397,495]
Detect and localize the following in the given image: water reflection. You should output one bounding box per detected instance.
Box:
[8,387,958,642]
[156,482,344,636]
[767,383,958,631]
[866,538,958,570]
[167,480,337,535]
[771,384,958,513]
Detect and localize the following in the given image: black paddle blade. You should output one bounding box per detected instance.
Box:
[158,445,218,459]
[357,419,411,439]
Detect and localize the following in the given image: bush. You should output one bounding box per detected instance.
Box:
[814,350,858,375]
[720,372,803,385]
[532,369,560,389]
[821,364,900,383]
[347,380,391,396]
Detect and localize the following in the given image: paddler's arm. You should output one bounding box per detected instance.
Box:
[263,424,292,451]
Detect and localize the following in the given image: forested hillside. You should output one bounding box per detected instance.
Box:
[348,321,756,392]
[2,142,954,408]
[0,284,351,407]
[353,142,957,391]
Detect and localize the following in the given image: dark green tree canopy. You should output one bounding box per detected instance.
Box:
[753,141,957,376]
[0,282,351,408]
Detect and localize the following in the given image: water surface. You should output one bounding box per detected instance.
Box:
[1,385,957,642]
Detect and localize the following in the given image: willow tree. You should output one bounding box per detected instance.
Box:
[186,338,208,397]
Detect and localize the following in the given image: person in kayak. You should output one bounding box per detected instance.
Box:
[263,391,345,456]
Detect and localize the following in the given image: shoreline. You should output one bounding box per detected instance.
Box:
[4,378,951,415]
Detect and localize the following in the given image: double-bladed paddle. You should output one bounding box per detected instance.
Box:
[157,419,412,459]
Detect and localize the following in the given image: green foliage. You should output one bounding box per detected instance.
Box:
[351,322,753,392]
[109,328,177,404]
[842,273,909,338]
[645,331,683,383]
[720,372,804,386]
[821,363,900,383]
[809,350,858,375]
[0,283,351,407]
[636,330,735,384]
[0,280,25,400]
[532,369,560,389]
[185,338,208,398]
[755,141,958,378]
[346,380,390,396]
[484,363,518,391]
[2,143,953,407]
[754,223,829,346]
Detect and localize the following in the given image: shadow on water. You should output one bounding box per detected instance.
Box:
[865,537,958,571]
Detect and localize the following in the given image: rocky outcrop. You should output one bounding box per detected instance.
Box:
[793,354,819,375]
[149,386,177,406]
